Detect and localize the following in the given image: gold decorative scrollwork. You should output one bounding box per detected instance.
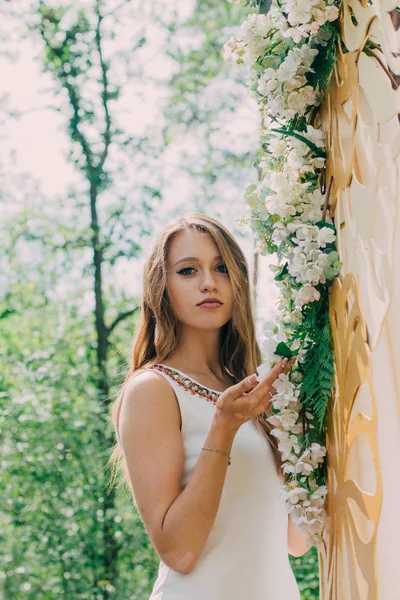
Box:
[318,274,382,600]
[322,1,400,351]
[318,1,399,597]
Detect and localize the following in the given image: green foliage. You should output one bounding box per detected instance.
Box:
[1,290,106,596]
[270,128,326,158]
[290,546,320,600]
[1,1,158,596]
[0,271,159,598]
[275,341,295,359]
[308,22,340,94]
[162,0,257,219]
[274,262,289,282]
[300,299,336,431]
[241,0,272,13]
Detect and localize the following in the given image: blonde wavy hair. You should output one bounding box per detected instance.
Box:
[107,212,283,494]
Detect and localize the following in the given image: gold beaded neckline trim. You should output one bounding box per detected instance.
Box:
[151,364,222,405]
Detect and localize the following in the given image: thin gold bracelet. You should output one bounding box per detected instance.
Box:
[202,446,231,466]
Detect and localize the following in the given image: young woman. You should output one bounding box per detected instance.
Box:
[110,212,309,599]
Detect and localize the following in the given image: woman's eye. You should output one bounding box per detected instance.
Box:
[177,264,228,276]
[177,267,195,276]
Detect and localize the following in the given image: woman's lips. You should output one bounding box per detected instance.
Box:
[198,302,223,308]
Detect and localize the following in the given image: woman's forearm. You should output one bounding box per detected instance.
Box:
[154,416,237,574]
[287,513,311,556]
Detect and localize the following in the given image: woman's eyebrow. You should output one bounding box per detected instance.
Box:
[172,255,222,267]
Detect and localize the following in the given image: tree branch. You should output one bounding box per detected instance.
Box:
[38,24,93,170]
[94,5,112,174]
[107,306,140,335]
[5,105,61,118]
[102,0,132,19]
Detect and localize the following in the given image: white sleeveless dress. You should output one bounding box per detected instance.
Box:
[115,363,301,600]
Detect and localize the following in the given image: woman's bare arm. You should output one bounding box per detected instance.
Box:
[119,371,238,574]
[287,513,311,557]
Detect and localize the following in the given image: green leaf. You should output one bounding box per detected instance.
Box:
[270,128,326,158]
[274,262,289,281]
[259,0,272,14]
[315,220,336,231]
[275,342,294,358]
[299,314,335,431]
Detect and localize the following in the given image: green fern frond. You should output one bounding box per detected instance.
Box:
[300,313,335,432]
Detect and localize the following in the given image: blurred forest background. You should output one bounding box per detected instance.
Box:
[0,0,319,598]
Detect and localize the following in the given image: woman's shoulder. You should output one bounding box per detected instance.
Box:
[118,367,182,453]
[121,367,181,421]
[124,365,172,394]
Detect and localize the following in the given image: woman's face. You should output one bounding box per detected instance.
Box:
[165,228,234,330]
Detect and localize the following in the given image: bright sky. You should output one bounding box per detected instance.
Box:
[1,0,279,335]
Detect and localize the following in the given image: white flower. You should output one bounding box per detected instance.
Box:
[303,124,325,147]
[282,0,339,31]
[263,319,286,340]
[242,13,271,38]
[289,423,304,434]
[267,414,282,427]
[277,55,301,83]
[295,459,315,475]
[295,224,319,244]
[271,429,293,453]
[283,26,308,43]
[256,362,273,382]
[287,222,303,234]
[286,85,319,115]
[294,285,321,307]
[271,373,296,396]
[223,36,242,64]
[309,485,328,508]
[310,442,327,464]
[280,409,300,429]
[267,138,287,157]
[267,96,285,117]
[305,263,325,285]
[282,462,296,474]
[285,0,313,26]
[290,504,325,534]
[222,0,338,546]
[291,444,326,476]
[280,485,309,505]
[257,323,286,369]
[271,428,301,458]
[317,226,336,247]
[258,68,279,96]
[325,4,340,21]
[284,74,307,93]
[300,45,319,69]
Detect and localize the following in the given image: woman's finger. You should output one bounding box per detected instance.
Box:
[279,357,296,376]
[218,372,258,405]
[270,357,296,391]
[255,359,289,387]
[253,357,296,401]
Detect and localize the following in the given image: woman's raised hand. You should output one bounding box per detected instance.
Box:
[213,358,296,433]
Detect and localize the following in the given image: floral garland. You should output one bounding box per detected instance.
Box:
[223,0,342,546]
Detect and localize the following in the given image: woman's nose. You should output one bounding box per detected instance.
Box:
[200,270,217,291]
